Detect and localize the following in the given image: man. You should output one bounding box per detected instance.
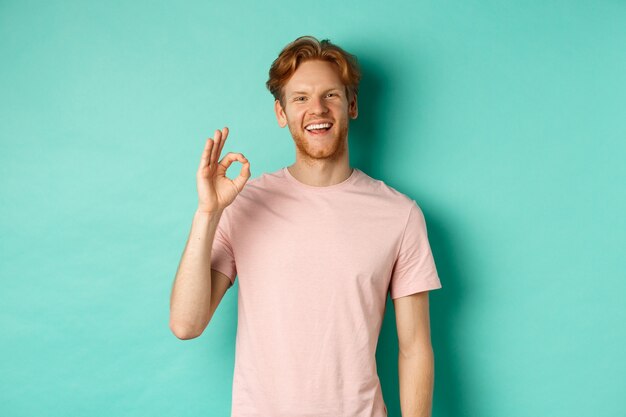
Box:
[170,36,442,417]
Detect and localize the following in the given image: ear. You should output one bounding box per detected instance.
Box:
[348,94,358,119]
[274,99,288,128]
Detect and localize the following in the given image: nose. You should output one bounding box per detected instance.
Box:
[308,95,329,115]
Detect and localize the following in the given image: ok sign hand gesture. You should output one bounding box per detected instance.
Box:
[196,127,251,214]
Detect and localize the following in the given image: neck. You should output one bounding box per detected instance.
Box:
[287,160,353,187]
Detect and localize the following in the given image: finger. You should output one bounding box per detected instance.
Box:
[217,126,228,158]
[231,156,251,191]
[218,152,251,191]
[198,138,214,172]
[209,129,222,172]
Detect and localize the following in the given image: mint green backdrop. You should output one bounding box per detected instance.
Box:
[1,1,624,416]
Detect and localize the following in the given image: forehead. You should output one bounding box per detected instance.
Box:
[284,59,344,92]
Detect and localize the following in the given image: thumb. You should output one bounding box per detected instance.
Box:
[219,153,251,192]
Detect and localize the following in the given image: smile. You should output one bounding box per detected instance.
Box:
[304,122,333,135]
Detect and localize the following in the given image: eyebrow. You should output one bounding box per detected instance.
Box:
[289,88,342,97]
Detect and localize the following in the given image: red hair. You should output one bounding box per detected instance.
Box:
[266,36,361,107]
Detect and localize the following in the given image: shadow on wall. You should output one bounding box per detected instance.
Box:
[353,52,466,417]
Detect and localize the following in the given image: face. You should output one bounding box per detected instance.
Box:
[274,59,358,163]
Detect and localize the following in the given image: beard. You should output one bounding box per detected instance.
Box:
[287,120,349,163]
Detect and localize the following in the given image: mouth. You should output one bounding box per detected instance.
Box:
[304,122,333,137]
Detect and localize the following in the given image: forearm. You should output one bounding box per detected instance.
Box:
[398,346,435,417]
[169,209,223,338]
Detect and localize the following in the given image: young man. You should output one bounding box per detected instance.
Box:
[170,36,442,417]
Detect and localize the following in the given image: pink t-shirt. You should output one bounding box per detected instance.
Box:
[211,166,442,417]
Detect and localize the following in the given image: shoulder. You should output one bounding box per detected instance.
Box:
[222,168,285,213]
[237,168,284,197]
[355,168,418,212]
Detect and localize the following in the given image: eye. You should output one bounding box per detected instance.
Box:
[294,96,307,102]
[326,93,336,98]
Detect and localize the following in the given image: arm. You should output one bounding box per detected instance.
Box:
[169,210,230,340]
[393,291,435,417]
[169,127,250,340]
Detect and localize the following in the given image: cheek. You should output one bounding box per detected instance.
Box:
[331,102,349,114]
[288,109,306,123]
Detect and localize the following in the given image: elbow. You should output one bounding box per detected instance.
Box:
[399,342,434,360]
[169,320,203,340]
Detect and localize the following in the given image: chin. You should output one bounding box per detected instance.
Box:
[303,136,347,160]
[288,123,349,160]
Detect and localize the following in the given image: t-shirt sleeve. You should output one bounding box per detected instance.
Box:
[388,200,442,299]
[210,209,237,287]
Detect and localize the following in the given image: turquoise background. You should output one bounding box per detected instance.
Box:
[1,1,624,416]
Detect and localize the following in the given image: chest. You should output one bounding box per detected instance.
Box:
[230,198,402,295]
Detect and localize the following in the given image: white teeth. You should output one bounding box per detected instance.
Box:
[305,123,332,131]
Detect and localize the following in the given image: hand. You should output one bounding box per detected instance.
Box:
[196,127,251,214]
